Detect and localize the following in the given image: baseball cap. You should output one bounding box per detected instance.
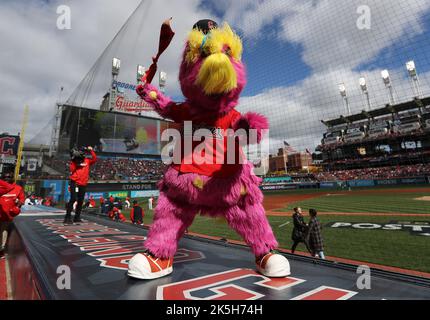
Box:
[192,19,218,34]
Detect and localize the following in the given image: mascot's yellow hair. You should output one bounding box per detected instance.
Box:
[186,23,243,95]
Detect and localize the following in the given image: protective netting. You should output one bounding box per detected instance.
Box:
[227,0,430,153]
[28,0,430,158]
[21,0,430,276]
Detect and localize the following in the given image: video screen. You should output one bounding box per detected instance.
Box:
[59,106,170,155]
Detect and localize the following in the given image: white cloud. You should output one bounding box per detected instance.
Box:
[280,0,430,71]
[223,0,430,71]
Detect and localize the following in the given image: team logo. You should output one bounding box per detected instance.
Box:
[157,268,357,300]
[37,219,205,271]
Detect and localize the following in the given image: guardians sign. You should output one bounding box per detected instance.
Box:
[115,96,153,113]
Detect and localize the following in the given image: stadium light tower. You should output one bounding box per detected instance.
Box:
[359,77,372,111]
[137,65,145,84]
[381,69,395,105]
[112,58,121,77]
[159,71,167,94]
[406,60,422,98]
[338,83,351,115]
[109,58,121,112]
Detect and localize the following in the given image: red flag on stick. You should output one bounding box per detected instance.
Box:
[142,18,175,84]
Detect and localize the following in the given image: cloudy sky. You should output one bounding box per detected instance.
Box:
[1,0,430,152]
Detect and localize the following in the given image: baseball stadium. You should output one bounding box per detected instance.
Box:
[1,0,430,303]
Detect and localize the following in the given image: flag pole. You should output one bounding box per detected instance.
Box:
[14,105,29,182]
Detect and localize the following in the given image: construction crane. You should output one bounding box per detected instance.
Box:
[14,105,29,181]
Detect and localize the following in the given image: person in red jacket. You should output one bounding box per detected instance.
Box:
[0,173,25,221]
[89,196,96,208]
[64,146,97,224]
[108,207,126,222]
[44,197,52,207]
[0,173,25,253]
[130,201,144,225]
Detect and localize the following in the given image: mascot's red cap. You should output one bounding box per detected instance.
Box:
[192,19,218,34]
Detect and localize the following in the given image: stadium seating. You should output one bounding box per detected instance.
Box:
[315,163,430,182]
[40,157,166,181]
[91,158,166,181]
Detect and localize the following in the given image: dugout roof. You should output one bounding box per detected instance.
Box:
[6,206,430,300]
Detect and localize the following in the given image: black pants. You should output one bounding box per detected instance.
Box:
[291,239,311,254]
[65,181,86,218]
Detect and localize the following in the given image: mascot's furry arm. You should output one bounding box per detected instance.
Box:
[232,112,269,144]
[136,83,178,120]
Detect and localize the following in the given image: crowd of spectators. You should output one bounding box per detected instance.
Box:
[44,157,166,181]
[91,158,166,181]
[316,163,430,182]
[262,163,430,185]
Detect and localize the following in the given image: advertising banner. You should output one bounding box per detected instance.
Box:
[87,182,157,193]
[261,184,298,191]
[375,179,398,186]
[85,192,106,200]
[347,180,375,187]
[130,190,159,198]
[64,182,71,202]
[24,182,36,195]
[108,191,129,198]
[319,182,338,188]
[42,180,65,202]
[328,221,430,237]
[399,178,427,185]
[298,182,319,188]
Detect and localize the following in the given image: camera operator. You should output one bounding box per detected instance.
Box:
[64,146,97,224]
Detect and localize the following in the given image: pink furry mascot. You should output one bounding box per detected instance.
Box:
[128,19,290,280]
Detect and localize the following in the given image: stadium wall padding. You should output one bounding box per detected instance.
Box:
[22,179,159,202]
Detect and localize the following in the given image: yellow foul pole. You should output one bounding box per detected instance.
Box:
[14,105,29,182]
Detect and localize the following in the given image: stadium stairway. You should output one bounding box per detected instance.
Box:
[3,206,430,300]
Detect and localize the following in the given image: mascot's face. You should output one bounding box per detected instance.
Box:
[179,23,246,113]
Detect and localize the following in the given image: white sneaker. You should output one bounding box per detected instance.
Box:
[127,252,173,280]
[256,252,291,277]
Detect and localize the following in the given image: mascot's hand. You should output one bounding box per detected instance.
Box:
[136,83,161,104]
[136,83,173,117]
[193,176,205,190]
[233,112,269,144]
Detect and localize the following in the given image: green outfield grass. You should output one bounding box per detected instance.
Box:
[281,191,430,214]
[117,191,430,274]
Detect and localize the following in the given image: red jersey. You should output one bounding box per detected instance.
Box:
[70,150,97,186]
[0,180,14,196]
[169,104,244,178]
[0,182,25,222]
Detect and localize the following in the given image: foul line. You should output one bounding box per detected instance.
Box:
[266,211,430,217]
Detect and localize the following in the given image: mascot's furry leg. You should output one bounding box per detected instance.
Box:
[127,192,197,279]
[224,198,291,278]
